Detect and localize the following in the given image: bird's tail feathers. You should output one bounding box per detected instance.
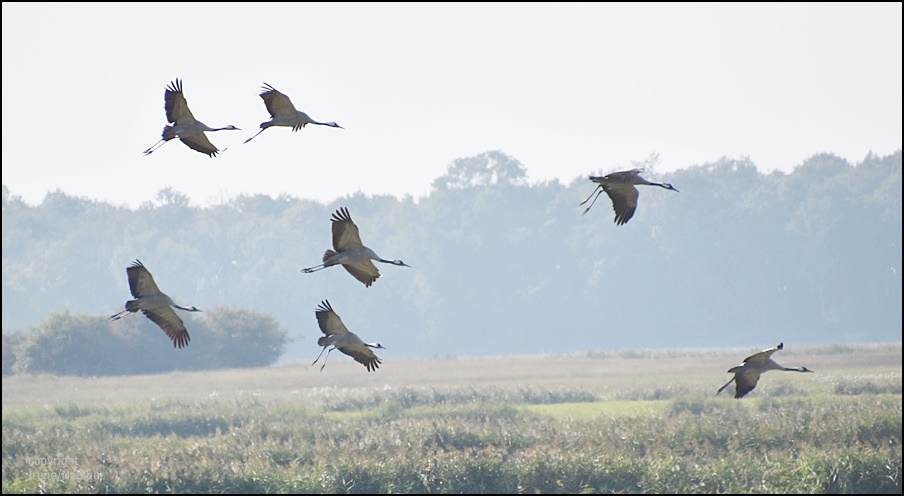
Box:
[317,336,332,347]
[162,125,177,140]
[322,249,337,264]
[124,299,140,312]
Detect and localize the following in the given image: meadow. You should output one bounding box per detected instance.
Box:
[2,343,901,494]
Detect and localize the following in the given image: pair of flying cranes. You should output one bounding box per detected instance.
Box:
[111,207,407,373]
[142,79,342,158]
[111,80,813,397]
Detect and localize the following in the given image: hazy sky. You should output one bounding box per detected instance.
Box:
[2,3,901,208]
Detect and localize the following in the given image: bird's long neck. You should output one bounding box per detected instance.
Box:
[312,121,342,128]
[636,179,668,189]
[377,258,406,267]
[631,175,665,188]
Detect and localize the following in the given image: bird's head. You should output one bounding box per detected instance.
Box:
[188,306,202,312]
[326,122,344,129]
[224,125,241,131]
[799,367,814,373]
[391,259,411,268]
[368,342,386,349]
[663,183,679,192]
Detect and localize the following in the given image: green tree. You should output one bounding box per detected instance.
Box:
[12,307,287,376]
[432,150,528,190]
[195,306,289,369]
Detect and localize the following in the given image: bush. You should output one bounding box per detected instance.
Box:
[11,307,288,376]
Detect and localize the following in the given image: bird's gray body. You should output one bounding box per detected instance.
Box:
[110,260,200,349]
[580,168,678,225]
[244,83,342,144]
[311,300,385,372]
[716,343,814,399]
[301,207,410,287]
[143,79,240,158]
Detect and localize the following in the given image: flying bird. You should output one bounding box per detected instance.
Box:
[311,300,385,372]
[717,343,814,399]
[109,260,200,348]
[243,83,343,144]
[301,207,410,287]
[143,78,240,157]
[580,168,678,225]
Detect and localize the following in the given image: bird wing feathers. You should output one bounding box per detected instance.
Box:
[164,79,194,124]
[340,346,382,372]
[620,168,644,180]
[260,83,297,117]
[179,132,220,157]
[126,260,161,298]
[141,306,191,349]
[602,183,639,226]
[315,300,351,336]
[331,207,365,252]
[732,370,762,399]
[591,168,643,184]
[742,343,784,365]
[342,261,381,288]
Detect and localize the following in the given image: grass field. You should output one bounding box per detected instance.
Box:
[2,343,901,493]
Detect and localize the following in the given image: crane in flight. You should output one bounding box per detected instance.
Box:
[110,260,200,348]
[311,300,385,372]
[580,168,678,225]
[143,78,240,157]
[244,83,342,144]
[301,207,410,287]
[717,343,814,399]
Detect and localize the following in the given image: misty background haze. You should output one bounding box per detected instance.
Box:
[3,150,901,369]
[3,4,901,208]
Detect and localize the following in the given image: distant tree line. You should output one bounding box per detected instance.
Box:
[2,150,901,368]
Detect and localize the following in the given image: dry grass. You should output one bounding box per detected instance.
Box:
[4,342,899,409]
[2,343,901,494]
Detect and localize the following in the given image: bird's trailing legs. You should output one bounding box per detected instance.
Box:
[243,129,266,144]
[300,264,328,273]
[143,139,167,156]
[312,346,335,372]
[579,185,605,216]
[716,377,735,396]
[109,309,130,321]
